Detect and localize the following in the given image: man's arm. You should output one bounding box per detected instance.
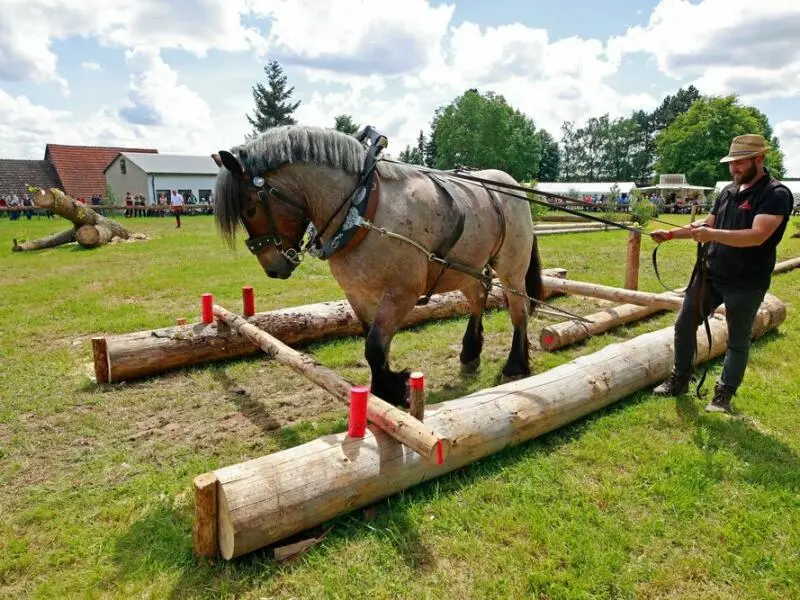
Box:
[690,214,784,246]
[651,212,715,243]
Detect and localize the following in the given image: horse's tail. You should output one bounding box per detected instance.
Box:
[525,235,544,308]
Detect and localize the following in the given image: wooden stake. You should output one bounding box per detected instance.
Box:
[409,372,425,421]
[212,304,450,464]
[91,337,109,384]
[624,229,641,290]
[193,472,218,558]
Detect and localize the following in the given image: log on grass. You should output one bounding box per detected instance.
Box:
[76,224,116,248]
[95,268,568,383]
[773,256,800,274]
[12,228,77,252]
[33,188,131,240]
[212,304,449,465]
[541,275,686,310]
[535,226,609,236]
[208,294,786,559]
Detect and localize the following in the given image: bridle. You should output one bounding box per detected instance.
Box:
[243,175,309,266]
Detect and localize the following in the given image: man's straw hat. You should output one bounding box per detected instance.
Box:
[719,134,770,163]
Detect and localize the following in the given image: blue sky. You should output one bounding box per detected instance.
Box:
[1,0,798,175]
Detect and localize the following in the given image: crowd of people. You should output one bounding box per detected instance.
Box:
[0,193,40,220]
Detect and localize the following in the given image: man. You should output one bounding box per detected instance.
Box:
[170,189,184,228]
[650,134,792,413]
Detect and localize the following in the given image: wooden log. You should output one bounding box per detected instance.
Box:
[76,224,116,248]
[535,226,609,236]
[92,337,110,384]
[773,256,800,274]
[32,188,131,239]
[624,229,641,290]
[540,302,667,351]
[541,275,686,310]
[96,268,568,383]
[211,294,786,559]
[12,228,76,252]
[212,304,450,465]
[193,473,218,558]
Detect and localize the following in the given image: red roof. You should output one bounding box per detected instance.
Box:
[44,144,158,199]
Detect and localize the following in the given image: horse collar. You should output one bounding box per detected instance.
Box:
[311,176,380,260]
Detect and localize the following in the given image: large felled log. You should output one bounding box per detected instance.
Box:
[76,224,116,248]
[12,228,77,252]
[94,268,568,383]
[206,294,786,559]
[32,188,132,242]
[213,304,449,464]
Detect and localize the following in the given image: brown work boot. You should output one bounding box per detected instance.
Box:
[705,385,733,414]
[653,369,691,396]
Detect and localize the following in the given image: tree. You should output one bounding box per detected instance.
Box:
[398,145,424,165]
[430,89,542,181]
[333,114,359,135]
[246,60,301,135]
[536,129,560,181]
[655,95,786,187]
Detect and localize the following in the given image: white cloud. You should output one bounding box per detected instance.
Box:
[775,120,800,177]
[248,0,453,76]
[610,0,800,100]
[81,61,102,72]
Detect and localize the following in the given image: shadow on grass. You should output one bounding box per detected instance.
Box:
[675,395,800,492]
[210,366,282,435]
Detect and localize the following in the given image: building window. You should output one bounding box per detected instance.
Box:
[120,158,126,174]
[199,189,212,203]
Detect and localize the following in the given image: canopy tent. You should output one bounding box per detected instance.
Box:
[716,180,800,196]
[637,173,713,193]
[534,181,637,196]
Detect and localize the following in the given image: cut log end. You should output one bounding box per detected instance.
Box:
[193,472,219,558]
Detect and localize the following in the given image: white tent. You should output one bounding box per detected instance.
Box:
[534,181,637,196]
[716,180,800,196]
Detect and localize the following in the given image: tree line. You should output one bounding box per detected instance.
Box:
[247,61,785,187]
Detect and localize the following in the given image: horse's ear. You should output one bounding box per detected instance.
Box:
[218,150,245,178]
[211,153,223,167]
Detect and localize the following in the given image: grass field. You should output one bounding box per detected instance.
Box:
[1,212,799,599]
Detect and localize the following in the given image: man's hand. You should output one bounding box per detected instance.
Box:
[690,226,716,243]
[650,229,672,243]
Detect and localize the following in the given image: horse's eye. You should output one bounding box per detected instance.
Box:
[245,206,257,219]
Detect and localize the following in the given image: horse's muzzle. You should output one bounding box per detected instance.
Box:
[266,269,291,280]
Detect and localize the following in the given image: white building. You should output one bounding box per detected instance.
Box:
[105,152,219,205]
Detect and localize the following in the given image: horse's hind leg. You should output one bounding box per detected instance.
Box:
[460,280,488,375]
[365,289,419,407]
[500,281,531,380]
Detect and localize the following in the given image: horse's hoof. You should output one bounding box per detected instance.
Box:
[500,372,527,384]
[460,357,481,375]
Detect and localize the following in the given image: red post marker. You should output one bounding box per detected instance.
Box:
[201,293,213,324]
[542,335,554,347]
[242,286,255,317]
[348,386,369,438]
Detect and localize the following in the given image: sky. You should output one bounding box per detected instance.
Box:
[1,0,799,176]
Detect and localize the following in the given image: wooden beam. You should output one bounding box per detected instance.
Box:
[210,294,786,559]
[193,473,218,559]
[773,256,800,275]
[541,275,686,310]
[212,304,450,465]
[624,229,641,290]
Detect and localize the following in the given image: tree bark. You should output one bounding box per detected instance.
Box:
[207,294,786,559]
[12,228,77,252]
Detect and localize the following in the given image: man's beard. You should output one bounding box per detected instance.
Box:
[733,162,758,184]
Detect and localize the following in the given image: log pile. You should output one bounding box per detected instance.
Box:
[198,294,787,559]
[12,189,141,252]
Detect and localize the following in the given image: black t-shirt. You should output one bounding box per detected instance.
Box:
[707,172,792,289]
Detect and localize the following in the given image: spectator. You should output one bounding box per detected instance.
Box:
[170,188,184,228]
[22,194,33,219]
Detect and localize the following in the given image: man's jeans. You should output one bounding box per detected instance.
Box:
[674,277,766,394]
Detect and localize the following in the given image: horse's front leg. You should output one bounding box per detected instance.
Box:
[365,289,418,407]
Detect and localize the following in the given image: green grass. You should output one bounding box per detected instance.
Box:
[1,213,799,599]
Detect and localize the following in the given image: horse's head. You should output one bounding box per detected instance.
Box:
[213,150,309,279]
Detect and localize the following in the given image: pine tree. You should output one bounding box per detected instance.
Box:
[246,60,301,135]
[333,114,360,135]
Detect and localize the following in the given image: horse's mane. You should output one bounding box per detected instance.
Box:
[215,125,414,246]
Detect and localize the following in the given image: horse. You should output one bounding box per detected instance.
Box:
[213,125,543,407]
